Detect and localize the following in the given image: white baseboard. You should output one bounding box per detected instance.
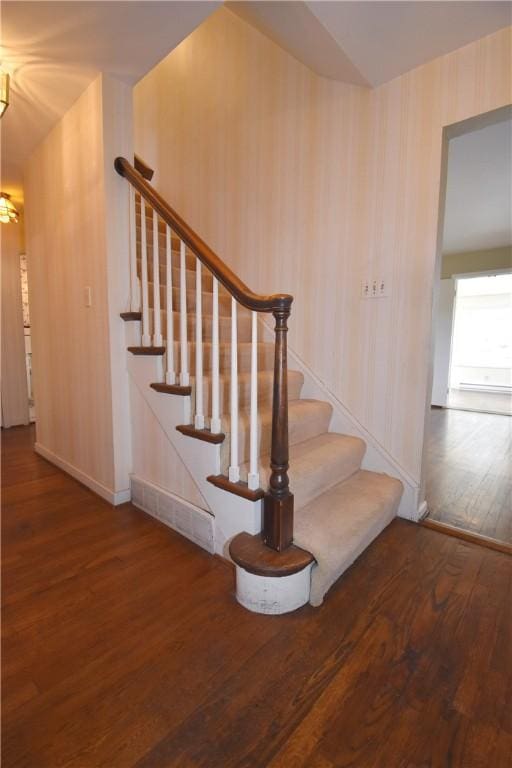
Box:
[417,500,429,520]
[113,488,132,504]
[34,442,131,505]
[131,474,215,554]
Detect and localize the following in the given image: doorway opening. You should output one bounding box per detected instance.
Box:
[448,271,512,415]
[20,252,36,422]
[424,106,512,547]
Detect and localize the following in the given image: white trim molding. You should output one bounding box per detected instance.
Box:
[417,500,429,521]
[34,442,131,505]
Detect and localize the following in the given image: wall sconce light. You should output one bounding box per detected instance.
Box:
[0,193,19,223]
[0,72,10,117]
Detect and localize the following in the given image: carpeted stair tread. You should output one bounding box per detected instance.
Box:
[138,259,213,289]
[148,308,252,342]
[135,222,181,240]
[293,470,403,606]
[188,369,304,412]
[146,283,232,314]
[136,243,196,268]
[136,213,183,240]
[167,340,276,373]
[220,399,333,470]
[240,432,366,511]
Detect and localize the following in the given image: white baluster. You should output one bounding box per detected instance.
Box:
[179,240,190,387]
[228,297,240,483]
[165,225,175,384]
[140,198,151,346]
[129,186,140,312]
[194,259,205,429]
[152,209,163,346]
[210,277,221,434]
[247,311,260,490]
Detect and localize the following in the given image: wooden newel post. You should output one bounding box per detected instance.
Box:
[263,298,294,551]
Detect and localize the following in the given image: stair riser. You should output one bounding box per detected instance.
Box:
[189,370,304,416]
[148,309,252,343]
[220,402,333,472]
[135,202,175,218]
[253,443,366,510]
[138,260,213,290]
[136,242,196,270]
[166,341,275,375]
[135,223,181,249]
[146,284,233,315]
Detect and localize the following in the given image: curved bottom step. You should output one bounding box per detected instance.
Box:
[230,531,314,577]
[294,469,403,607]
[230,531,315,615]
[235,563,314,615]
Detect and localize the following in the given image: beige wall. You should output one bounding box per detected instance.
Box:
[1,219,29,427]
[24,75,133,500]
[441,245,512,278]
[364,28,510,481]
[130,383,209,509]
[134,9,511,484]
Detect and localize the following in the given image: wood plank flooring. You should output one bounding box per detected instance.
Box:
[426,407,512,543]
[447,388,512,416]
[2,425,512,767]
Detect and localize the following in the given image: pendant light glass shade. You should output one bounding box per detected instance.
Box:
[0,72,9,117]
[0,193,19,223]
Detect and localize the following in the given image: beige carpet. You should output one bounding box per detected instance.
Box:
[294,470,403,606]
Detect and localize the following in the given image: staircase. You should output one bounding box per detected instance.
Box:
[116,156,403,611]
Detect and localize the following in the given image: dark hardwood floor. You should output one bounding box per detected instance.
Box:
[2,425,511,767]
[425,407,512,544]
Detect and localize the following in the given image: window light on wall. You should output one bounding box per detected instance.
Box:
[0,71,9,117]
[0,193,19,224]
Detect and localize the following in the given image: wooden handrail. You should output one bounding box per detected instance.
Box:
[115,155,294,552]
[114,157,293,314]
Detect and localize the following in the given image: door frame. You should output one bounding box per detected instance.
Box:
[431,277,456,407]
[419,104,512,511]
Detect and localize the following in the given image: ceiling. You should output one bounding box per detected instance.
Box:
[228,1,511,86]
[443,116,512,255]
[0,1,220,202]
[1,1,511,206]
[227,1,370,85]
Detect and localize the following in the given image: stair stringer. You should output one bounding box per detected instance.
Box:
[127,352,262,557]
[259,319,423,521]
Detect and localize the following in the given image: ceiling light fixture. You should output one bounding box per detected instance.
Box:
[0,193,19,223]
[0,71,10,117]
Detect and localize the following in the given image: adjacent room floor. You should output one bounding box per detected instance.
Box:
[2,425,511,767]
[447,387,512,416]
[426,407,512,543]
